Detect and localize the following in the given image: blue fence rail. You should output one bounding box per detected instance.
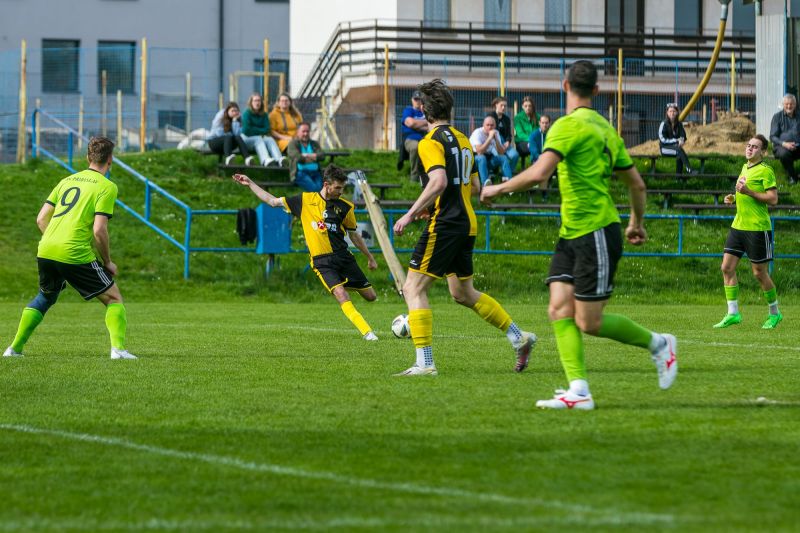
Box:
[31,107,799,280]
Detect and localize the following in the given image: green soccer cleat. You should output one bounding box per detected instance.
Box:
[713,313,742,329]
[762,313,783,330]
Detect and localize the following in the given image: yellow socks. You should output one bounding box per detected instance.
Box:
[340,301,371,336]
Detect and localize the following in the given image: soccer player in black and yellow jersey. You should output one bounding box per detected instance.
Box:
[392,79,537,376]
[233,165,380,340]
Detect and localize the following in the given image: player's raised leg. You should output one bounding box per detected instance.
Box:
[447,275,537,373]
[394,271,437,376]
[331,285,377,340]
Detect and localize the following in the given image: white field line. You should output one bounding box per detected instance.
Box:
[0,423,674,527]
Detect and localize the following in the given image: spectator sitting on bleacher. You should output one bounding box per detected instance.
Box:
[514,96,539,167]
[241,92,286,167]
[488,97,520,172]
[470,115,512,187]
[208,102,252,166]
[269,92,303,154]
[528,114,551,164]
[658,103,694,175]
[770,93,800,185]
[287,122,324,192]
[401,90,429,183]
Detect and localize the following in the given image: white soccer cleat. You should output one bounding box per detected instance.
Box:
[110,348,138,360]
[535,389,595,410]
[3,347,23,357]
[513,332,537,373]
[651,333,678,390]
[363,331,378,341]
[224,154,236,166]
[393,364,438,377]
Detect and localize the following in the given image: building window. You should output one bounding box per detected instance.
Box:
[424,0,450,29]
[732,0,755,38]
[253,58,290,102]
[158,110,186,131]
[42,39,80,93]
[484,0,511,31]
[675,0,702,37]
[97,41,136,94]
[545,0,572,32]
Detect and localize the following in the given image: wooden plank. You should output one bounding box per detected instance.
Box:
[357,174,406,297]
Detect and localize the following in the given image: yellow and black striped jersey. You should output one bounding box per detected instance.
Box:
[281,192,357,258]
[418,125,478,236]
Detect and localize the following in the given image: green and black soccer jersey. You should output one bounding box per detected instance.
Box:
[543,107,633,239]
[733,161,776,231]
[38,169,118,264]
[280,192,357,258]
[417,125,478,236]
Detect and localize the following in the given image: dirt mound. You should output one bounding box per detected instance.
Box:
[628,112,756,156]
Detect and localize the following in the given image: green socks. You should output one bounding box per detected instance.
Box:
[597,313,652,349]
[552,318,586,382]
[105,303,127,350]
[10,308,44,353]
[764,287,779,315]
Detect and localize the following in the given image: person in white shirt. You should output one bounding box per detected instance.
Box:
[469,115,512,187]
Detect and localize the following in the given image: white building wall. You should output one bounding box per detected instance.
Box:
[756,3,787,135]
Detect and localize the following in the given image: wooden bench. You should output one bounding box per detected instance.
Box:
[633,154,714,175]
[648,189,791,209]
[674,203,800,215]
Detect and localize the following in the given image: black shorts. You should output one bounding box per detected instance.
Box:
[409,231,475,279]
[724,228,774,263]
[546,223,623,302]
[37,257,115,300]
[311,252,372,292]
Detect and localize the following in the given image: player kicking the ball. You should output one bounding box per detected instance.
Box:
[233,165,380,340]
[4,137,136,360]
[392,78,537,376]
[714,134,783,330]
[481,61,677,410]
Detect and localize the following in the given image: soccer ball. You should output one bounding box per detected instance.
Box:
[391,314,410,338]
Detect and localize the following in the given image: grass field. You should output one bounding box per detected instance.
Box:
[1,301,798,531]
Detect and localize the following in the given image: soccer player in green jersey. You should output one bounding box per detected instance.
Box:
[714,134,782,329]
[392,79,536,376]
[3,137,136,359]
[481,61,677,410]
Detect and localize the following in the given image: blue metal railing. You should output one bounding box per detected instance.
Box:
[31,108,800,281]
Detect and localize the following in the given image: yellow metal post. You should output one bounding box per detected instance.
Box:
[617,49,623,136]
[16,39,27,164]
[139,37,148,153]
[319,96,327,148]
[500,50,505,97]
[383,44,389,150]
[229,73,235,103]
[116,90,123,149]
[218,92,223,110]
[101,70,108,137]
[730,52,736,113]
[263,39,270,111]
[702,103,707,126]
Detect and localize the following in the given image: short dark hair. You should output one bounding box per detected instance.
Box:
[491,96,507,107]
[753,134,769,150]
[567,60,597,98]
[540,114,551,122]
[87,136,115,165]
[417,78,453,122]
[323,164,348,184]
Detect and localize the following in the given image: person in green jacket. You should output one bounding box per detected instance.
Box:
[241,93,285,167]
[513,96,539,168]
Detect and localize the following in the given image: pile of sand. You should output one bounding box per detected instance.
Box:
[628,112,756,156]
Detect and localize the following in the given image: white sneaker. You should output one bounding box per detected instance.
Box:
[651,333,678,390]
[536,389,595,410]
[483,179,492,188]
[513,332,537,373]
[263,158,275,167]
[393,364,437,377]
[363,331,378,341]
[224,154,236,166]
[3,346,23,357]
[244,156,255,166]
[110,348,138,360]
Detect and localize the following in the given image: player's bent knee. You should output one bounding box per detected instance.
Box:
[28,290,58,315]
[361,288,377,302]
